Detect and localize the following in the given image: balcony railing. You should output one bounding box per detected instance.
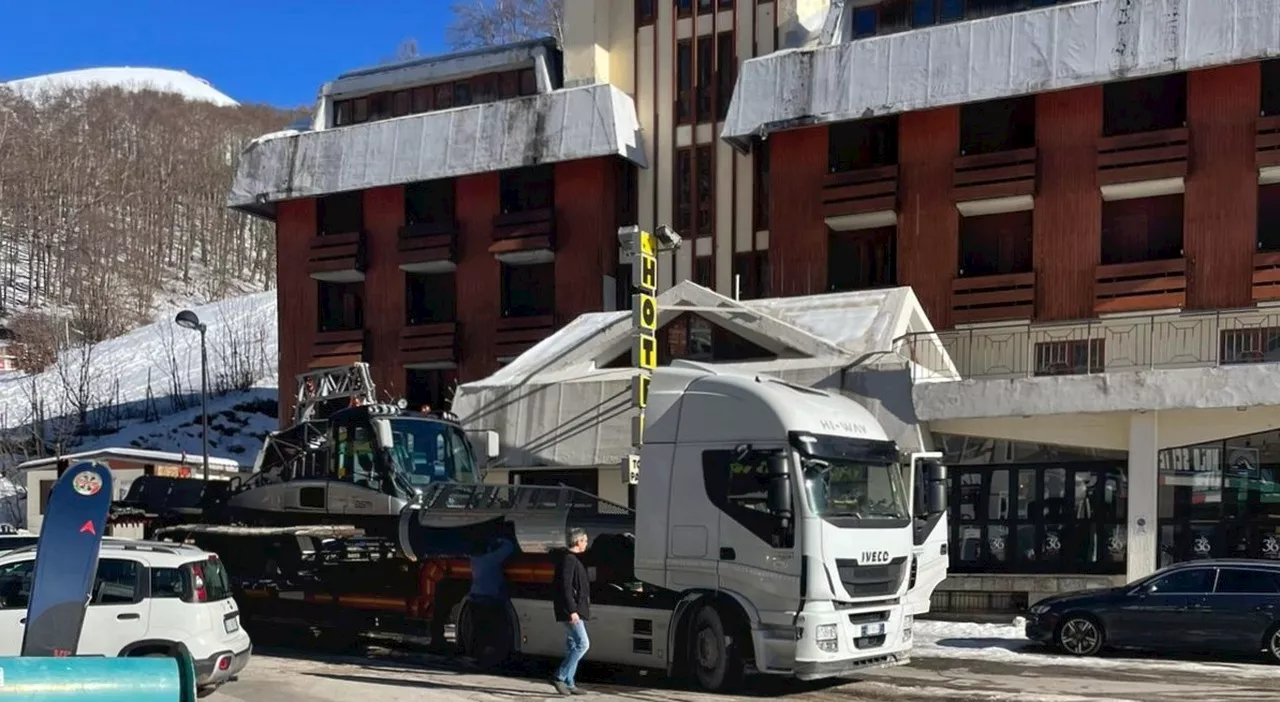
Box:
[400,322,458,366]
[311,329,367,369]
[398,221,458,273]
[490,208,555,256]
[953,147,1037,202]
[1096,127,1189,187]
[1094,258,1186,314]
[308,231,367,282]
[495,314,555,360]
[901,308,1280,382]
[1258,115,1280,170]
[821,165,898,219]
[951,272,1035,324]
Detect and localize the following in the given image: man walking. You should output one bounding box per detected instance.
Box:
[551,527,591,695]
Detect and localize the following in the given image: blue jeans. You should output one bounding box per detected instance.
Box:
[554,620,590,687]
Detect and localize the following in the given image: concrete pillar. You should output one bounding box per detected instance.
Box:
[561,0,613,88]
[1126,411,1160,583]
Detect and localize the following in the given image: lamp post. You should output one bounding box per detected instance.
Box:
[175,309,209,482]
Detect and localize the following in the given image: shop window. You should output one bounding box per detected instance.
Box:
[501,262,554,318]
[950,463,1127,575]
[499,165,554,214]
[829,116,898,173]
[317,281,363,332]
[405,368,457,412]
[405,179,455,225]
[1103,73,1187,137]
[405,272,456,326]
[317,191,363,236]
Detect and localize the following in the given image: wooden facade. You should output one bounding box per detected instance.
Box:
[767,62,1276,330]
[273,157,627,422]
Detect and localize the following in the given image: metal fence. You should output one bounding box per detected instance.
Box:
[900,308,1280,382]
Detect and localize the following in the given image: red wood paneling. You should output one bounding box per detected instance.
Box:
[1185,63,1260,310]
[554,158,615,323]
[1034,87,1103,321]
[454,172,501,382]
[897,107,960,329]
[275,198,318,424]
[363,186,405,397]
[768,127,828,296]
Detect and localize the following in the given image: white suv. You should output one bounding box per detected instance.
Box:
[0,538,252,696]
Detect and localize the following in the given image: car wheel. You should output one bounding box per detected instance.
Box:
[1265,624,1280,663]
[1056,614,1104,656]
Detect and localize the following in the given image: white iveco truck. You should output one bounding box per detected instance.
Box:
[401,361,949,691]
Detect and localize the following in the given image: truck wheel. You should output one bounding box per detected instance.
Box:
[689,605,744,692]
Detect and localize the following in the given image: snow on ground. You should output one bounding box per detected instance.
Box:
[2,67,238,107]
[915,619,1277,681]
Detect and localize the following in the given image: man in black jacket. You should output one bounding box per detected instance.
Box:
[551,527,590,695]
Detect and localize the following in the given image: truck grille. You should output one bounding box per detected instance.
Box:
[834,557,908,598]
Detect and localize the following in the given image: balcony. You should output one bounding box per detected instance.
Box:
[951,272,1036,325]
[400,322,458,367]
[821,166,898,230]
[1094,258,1186,315]
[308,231,367,283]
[495,315,555,361]
[953,148,1037,211]
[1096,128,1188,199]
[1258,115,1280,180]
[398,222,458,274]
[310,329,367,369]
[1252,252,1280,303]
[489,208,555,264]
[902,307,1280,382]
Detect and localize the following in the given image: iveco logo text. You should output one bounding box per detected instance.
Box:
[819,419,867,435]
[860,551,890,564]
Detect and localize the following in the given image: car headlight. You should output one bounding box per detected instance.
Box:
[1029,604,1052,615]
[815,623,839,653]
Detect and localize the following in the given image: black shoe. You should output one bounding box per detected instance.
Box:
[551,679,571,695]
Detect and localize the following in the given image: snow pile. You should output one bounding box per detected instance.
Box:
[2,67,238,107]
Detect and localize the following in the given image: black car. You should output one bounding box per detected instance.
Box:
[1025,558,1280,662]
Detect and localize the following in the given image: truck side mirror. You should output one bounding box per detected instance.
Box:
[766,453,792,518]
[925,460,947,516]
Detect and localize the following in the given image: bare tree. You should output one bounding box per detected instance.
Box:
[446,0,564,50]
[53,341,97,433]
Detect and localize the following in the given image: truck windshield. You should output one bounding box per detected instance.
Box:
[381,417,479,488]
[802,459,910,521]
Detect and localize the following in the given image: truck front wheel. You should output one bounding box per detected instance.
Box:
[689,604,744,692]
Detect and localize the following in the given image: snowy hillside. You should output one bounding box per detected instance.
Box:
[2,67,238,107]
[0,291,280,471]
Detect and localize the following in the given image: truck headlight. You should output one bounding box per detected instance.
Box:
[815,623,839,653]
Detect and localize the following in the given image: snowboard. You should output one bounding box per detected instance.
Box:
[21,461,113,657]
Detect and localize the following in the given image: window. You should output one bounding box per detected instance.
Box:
[472,74,498,104]
[718,0,734,8]
[959,210,1033,277]
[92,559,138,605]
[878,0,911,33]
[1147,568,1214,594]
[733,250,769,299]
[150,567,188,599]
[334,100,353,126]
[405,179,455,225]
[676,0,693,18]
[676,39,693,124]
[753,144,770,232]
[453,81,473,107]
[697,35,714,123]
[696,145,713,235]
[829,116,898,173]
[1100,194,1184,265]
[960,96,1036,156]
[519,68,538,96]
[333,422,378,487]
[392,90,411,117]
[317,191,363,236]
[0,559,32,609]
[1263,60,1280,117]
[614,261,634,311]
[405,272,456,325]
[716,31,736,122]
[694,256,713,287]
[1221,327,1280,364]
[659,314,774,364]
[1215,568,1280,594]
[637,0,656,24]
[852,7,877,37]
[675,147,693,231]
[1260,184,1280,252]
[352,97,369,123]
[434,83,453,110]
[1103,73,1187,137]
[317,281,363,332]
[501,262,555,318]
[699,0,713,12]
[701,449,794,547]
[406,368,458,412]
[1034,339,1104,376]
[411,87,432,113]
[499,165,554,214]
[828,227,896,291]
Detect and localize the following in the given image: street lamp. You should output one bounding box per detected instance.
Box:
[175,309,209,482]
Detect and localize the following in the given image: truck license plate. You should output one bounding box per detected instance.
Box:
[225,615,240,633]
[860,623,885,637]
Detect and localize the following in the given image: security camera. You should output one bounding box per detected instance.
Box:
[654,225,682,250]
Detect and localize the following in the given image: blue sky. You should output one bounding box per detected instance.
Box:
[0,0,453,108]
